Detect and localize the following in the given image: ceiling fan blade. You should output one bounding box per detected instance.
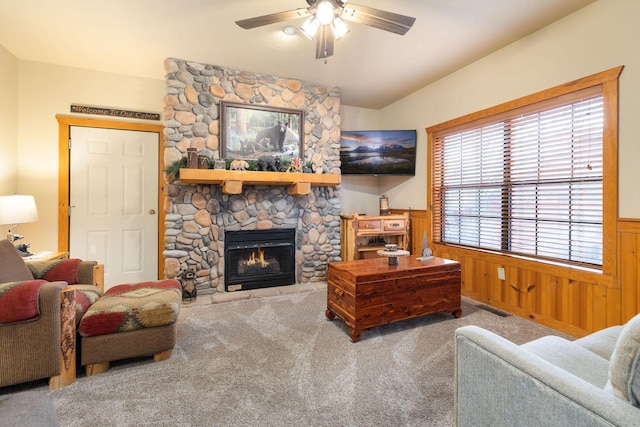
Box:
[307,0,348,7]
[342,3,416,35]
[236,9,310,29]
[315,25,335,60]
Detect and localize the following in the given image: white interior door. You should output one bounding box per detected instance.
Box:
[69,126,158,290]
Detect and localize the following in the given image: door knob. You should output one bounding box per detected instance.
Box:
[149,209,156,215]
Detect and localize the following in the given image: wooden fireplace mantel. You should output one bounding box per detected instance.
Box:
[178,169,341,195]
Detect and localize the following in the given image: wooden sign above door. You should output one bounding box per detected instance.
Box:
[70,104,160,121]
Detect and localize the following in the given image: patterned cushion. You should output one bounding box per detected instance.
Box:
[79,280,181,337]
[71,284,103,322]
[27,259,82,285]
[0,280,47,324]
[28,259,100,322]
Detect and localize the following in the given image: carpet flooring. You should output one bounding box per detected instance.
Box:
[4,287,568,426]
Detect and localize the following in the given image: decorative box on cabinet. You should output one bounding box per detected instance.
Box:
[340,212,410,261]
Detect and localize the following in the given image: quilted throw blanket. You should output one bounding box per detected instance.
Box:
[0,280,47,324]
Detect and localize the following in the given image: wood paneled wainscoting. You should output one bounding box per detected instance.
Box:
[389,210,640,338]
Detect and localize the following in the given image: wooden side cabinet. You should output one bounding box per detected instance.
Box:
[340,212,410,261]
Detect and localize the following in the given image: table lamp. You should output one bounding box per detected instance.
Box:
[0,194,39,256]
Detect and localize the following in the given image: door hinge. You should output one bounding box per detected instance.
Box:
[68,138,72,149]
[68,206,72,216]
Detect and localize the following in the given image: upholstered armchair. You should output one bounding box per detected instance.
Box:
[0,240,103,389]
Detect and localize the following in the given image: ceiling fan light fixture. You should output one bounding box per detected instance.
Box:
[300,16,320,39]
[235,1,415,60]
[331,16,349,39]
[316,1,335,25]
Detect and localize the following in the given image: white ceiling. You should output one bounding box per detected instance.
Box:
[0,0,596,109]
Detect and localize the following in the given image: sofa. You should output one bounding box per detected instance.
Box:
[0,239,103,389]
[1,237,180,385]
[455,317,640,426]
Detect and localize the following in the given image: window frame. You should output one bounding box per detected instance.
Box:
[426,67,622,276]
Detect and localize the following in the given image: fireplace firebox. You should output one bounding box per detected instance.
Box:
[224,229,296,292]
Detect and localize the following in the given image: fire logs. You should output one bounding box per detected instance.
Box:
[237,248,281,275]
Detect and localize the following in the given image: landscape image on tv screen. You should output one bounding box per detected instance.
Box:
[340,130,417,175]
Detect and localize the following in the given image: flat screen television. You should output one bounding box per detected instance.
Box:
[340,129,417,176]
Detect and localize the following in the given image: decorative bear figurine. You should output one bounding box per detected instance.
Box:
[230,159,249,171]
[257,155,281,172]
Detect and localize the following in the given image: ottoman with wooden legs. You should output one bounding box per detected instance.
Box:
[78,280,182,375]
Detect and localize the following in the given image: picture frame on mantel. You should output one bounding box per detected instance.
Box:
[220,101,304,161]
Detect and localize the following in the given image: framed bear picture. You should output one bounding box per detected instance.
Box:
[220,102,304,161]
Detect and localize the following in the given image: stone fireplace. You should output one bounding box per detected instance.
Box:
[162,58,342,295]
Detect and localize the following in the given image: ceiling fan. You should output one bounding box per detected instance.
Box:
[236,0,416,61]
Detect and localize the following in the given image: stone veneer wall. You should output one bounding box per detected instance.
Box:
[162,58,342,294]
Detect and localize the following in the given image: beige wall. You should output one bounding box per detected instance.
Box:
[4,0,638,254]
[15,61,165,251]
[0,45,18,196]
[380,0,640,217]
[338,105,382,216]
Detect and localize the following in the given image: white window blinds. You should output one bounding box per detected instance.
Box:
[432,86,604,268]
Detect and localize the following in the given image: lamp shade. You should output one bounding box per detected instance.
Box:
[0,195,39,225]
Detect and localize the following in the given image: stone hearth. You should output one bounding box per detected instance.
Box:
[162,59,342,295]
